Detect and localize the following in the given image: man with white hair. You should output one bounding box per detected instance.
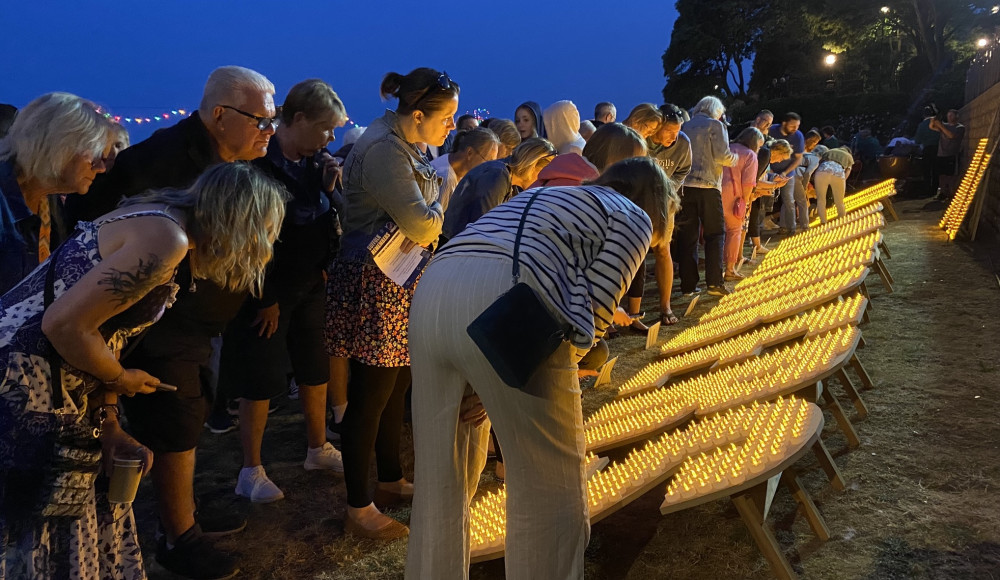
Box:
[64,65,277,580]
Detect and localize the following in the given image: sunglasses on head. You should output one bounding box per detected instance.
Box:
[219,104,280,131]
[411,71,455,107]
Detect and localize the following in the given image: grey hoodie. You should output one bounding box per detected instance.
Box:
[682,112,737,190]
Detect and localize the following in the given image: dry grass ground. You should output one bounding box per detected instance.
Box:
[138,198,1000,579]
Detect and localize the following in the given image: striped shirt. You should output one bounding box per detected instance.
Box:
[434,185,653,349]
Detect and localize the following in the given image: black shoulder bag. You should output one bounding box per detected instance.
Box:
[466,188,570,390]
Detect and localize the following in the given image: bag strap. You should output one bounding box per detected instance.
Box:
[44,244,67,410]
[511,188,545,284]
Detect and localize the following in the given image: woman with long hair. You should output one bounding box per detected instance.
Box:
[0,162,285,579]
[325,67,459,539]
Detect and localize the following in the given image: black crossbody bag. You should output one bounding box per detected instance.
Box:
[466,188,570,390]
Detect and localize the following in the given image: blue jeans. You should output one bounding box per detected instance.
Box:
[778,177,809,231]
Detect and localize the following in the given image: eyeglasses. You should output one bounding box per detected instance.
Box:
[219,104,280,131]
[410,71,455,108]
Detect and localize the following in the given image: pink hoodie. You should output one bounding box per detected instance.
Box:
[529,153,599,188]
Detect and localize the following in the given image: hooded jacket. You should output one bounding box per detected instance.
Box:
[529,153,599,188]
[518,101,547,139]
[544,100,586,155]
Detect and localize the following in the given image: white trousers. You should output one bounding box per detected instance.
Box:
[814,171,847,223]
[405,255,589,580]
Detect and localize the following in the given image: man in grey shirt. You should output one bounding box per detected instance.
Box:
[647,104,691,322]
[930,109,965,200]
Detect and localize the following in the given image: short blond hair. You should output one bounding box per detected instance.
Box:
[280,79,347,125]
[0,92,114,186]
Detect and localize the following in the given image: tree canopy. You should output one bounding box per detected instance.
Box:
[662,0,998,105]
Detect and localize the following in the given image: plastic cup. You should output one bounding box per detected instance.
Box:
[108,456,143,504]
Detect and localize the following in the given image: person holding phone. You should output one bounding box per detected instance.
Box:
[0,162,286,580]
[222,79,349,503]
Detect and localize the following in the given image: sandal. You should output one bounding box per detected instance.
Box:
[661,311,679,325]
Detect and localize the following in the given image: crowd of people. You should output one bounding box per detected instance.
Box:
[0,64,964,580]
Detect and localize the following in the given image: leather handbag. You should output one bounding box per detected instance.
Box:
[466,189,570,390]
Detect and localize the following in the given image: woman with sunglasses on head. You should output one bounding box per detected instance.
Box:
[219,79,349,503]
[0,92,118,296]
[325,67,458,540]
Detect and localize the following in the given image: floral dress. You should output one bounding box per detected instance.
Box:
[0,210,180,580]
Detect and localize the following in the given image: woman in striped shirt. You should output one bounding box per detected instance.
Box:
[405,157,676,580]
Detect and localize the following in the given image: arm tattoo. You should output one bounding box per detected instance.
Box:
[97,254,167,307]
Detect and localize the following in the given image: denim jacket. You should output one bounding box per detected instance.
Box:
[339,110,443,262]
[682,113,737,190]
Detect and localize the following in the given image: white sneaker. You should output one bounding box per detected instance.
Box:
[304,442,344,472]
[235,465,284,503]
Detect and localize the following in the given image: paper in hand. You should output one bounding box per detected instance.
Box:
[368,222,432,287]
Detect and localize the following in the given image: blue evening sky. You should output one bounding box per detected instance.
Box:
[3,0,680,143]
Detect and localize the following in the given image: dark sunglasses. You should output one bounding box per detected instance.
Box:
[219,104,280,131]
[411,71,456,107]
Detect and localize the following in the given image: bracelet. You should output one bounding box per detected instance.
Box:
[104,367,126,386]
[91,404,121,437]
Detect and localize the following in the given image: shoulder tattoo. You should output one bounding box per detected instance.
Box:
[97,254,168,307]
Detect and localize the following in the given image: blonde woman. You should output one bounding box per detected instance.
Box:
[0,92,118,294]
[0,162,286,580]
[622,103,665,139]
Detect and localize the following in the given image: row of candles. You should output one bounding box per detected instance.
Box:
[699,265,867,323]
[612,293,869,399]
[589,325,858,427]
[940,138,991,240]
[747,230,880,283]
[809,178,898,226]
[773,208,884,257]
[470,398,823,555]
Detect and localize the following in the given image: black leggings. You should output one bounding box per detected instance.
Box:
[626,260,647,301]
[747,198,762,238]
[341,361,411,508]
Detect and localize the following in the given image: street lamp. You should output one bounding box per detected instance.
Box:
[977,37,990,48]
[825,54,837,66]
[881,6,890,13]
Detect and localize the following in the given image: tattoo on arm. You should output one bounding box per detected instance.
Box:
[97,254,166,307]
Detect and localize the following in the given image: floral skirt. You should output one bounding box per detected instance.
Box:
[325,260,418,367]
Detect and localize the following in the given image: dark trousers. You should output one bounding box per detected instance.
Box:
[748,198,762,238]
[342,361,410,508]
[626,260,646,300]
[674,186,725,291]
